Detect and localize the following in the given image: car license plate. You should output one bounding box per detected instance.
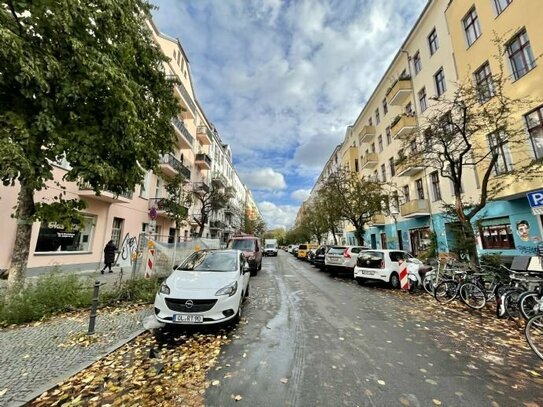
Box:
[363,270,375,275]
[329,258,339,263]
[173,314,203,323]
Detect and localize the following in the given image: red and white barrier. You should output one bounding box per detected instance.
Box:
[398,259,409,290]
[144,240,156,279]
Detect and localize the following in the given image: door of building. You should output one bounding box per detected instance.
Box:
[380,232,387,249]
[397,230,403,251]
[168,228,176,244]
[370,234,377,249]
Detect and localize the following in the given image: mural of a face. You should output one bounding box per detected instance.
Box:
[516,220,530,242]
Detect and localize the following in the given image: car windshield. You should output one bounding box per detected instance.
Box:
[228,239,256,251]
[177,251,237,272]
[265,244,275,248]
[299,245,307,250]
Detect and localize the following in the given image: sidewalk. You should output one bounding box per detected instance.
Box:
[0,303,152,407]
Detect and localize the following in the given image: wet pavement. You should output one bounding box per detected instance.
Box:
[205,251,543,407]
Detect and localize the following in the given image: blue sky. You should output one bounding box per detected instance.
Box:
[151,0,427,229]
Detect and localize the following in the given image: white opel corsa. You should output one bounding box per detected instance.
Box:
[154,250,251,325]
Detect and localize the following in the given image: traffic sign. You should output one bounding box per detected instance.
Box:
[527,190,543,215]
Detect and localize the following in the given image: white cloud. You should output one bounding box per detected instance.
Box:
[291,189,311,202]
[239,168,286,190]
[258,201,298,229]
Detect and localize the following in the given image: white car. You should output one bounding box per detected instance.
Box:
[325,245,368,276]
[354,250,424,288]
[154,250,250,325]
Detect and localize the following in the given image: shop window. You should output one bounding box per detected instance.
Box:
[479,219,515,249]
[35,216,95,253]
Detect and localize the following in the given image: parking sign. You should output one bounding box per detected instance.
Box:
[527,190,543,215]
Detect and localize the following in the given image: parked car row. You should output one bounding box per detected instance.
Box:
[299,244,430,289]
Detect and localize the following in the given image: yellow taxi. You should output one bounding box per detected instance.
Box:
[297,243,319,260]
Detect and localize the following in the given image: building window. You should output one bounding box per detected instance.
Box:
[413,51,422,74]
[382,98,388,115]
[373,170,379,182]
[111,217,124,248]
[381,164,387,182]
[369,117,373,126]
[386,127,392,145]
[418,87,427,112]
[371,142,376,153]
[375,109,380,125]
[525,105,543,160]
[34,216,96,253]
[355,158,359,172]
[430,171,442,201]
[378,135,383,152]
[507,29,536,80]
[389,157,396,177]
[463,7,481,47]
[402,185,410,202]
[487,132,514,175]
[494,0,512,15]
[474,62,494,103]
[410,139,418,154]
[479,218,515,249]
[434,68,446,96]
[415,178,425,199]
[405,102,413,115]
[428,28,439,55]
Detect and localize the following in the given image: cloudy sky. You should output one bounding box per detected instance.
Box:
[151,0,427,229]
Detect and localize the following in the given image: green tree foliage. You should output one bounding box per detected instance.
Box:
[412,42,541,265]
[192,184,234,237]
[313,194,342,244]
[0,0,180,289]
[285,226,311,245]
[262,228,286,245]
[242,211,266,236]
[321,169,388,245]
[300,202,328,244]
[160,172,192,231]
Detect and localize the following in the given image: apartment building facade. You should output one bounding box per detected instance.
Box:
[0,20,256,274]
[307,0,542,259]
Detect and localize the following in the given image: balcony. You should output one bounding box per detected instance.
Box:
[158,153,181,178]
[212,172,228,188]
[209,220,226,230]
[386,77,412,106]
[361,152,379,169]
[195,153,212,170]
[391,114,417,139]
[359,125,376,143]
[166,75,196,118]
[196,126,213,145]
[193,181,210,194]
[371,213,386,226]
[171,117,194,149]
[224,205,236,215]
[400,199,430,218]
[395,158,424,177]
[147,197,168,217]
[78,183,132,204]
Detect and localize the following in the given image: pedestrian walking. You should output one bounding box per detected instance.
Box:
[101,240,117,274]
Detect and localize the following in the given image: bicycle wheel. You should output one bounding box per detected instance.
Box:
[525,314,543,360]
[434,280,458,304]
[459,282,486,310]
[504,289,524,319]
[519,292,540,320]
[423,274,437,295]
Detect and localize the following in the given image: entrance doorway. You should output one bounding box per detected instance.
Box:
[370,234,377,249]
[409,227,431,256]
[397,230,403,251]
[380,232,387,249]
[168,228,176,244]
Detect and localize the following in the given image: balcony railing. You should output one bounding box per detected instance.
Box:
[166,74,196,115]
[400,199,430,218]
[78,182,133,202]
[171,117,194,148]
[395,158,424,177]
[193,181,210,194]
[148,197,167,211]
[195,153,212,169]
[361,152,379,169]
[212,171,228,187]
[196,126,213,145]
[386,76,412,106]
[210,220,226,229]
[359,125,376,143]
[391,114,417,139]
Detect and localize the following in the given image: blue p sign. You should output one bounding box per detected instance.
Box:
[527,190,543,208]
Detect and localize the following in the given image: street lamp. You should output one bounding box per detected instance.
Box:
[389,206,400,250]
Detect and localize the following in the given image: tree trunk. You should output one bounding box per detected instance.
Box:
[354,228,365,246]
[7,183,35,292]
[330,226,338,244]
[454,195,479,267]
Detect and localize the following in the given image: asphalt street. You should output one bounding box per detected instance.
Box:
[205,251,543,407]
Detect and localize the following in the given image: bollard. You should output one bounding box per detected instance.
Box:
[88,280,102,335]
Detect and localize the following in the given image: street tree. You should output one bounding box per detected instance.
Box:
[242,211,266,236]
[313,193,342,244]
[321,169,388,246]
[158,172,193,234]
[300,203,328,244]
[0,0,179,289]
[409,45,542,265]
[192,184,234,237]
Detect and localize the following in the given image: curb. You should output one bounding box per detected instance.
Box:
[8,328,146,407]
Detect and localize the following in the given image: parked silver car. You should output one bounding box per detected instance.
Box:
[325,245,368,276]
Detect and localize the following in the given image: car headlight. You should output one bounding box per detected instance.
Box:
[159,282,170,295]
[215,281,238,297]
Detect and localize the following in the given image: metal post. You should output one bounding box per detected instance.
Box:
[88,281,101,335]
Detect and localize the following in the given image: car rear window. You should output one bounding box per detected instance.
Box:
[357,251,384,268]
[228,239,256,251]
[328,246,346,255]
[299,244,307,250]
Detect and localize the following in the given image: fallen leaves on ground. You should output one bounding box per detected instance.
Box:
[29,330,230,407]
[57,332,105,348]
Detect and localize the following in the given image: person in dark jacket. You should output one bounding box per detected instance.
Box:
[102,240,117,274]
